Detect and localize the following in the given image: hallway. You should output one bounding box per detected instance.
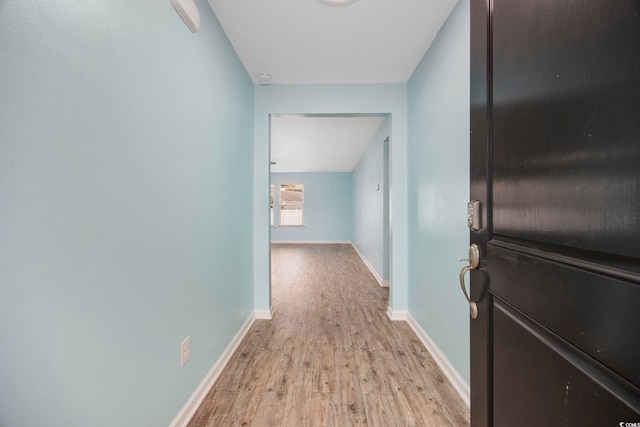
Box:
[0,1,473,424]
[188,244,470,426]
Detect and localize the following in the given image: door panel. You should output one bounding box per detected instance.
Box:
[470,0,640,425]
[489,242,640,387]
[492,0,640,258]
[493,300,640,427]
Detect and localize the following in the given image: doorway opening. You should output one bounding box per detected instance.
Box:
[269,113,392,314]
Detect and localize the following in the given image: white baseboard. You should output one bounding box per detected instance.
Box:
[169,312,257,427]
[406,313,470,407]
[386,306,408,321]
[271,240,351,244]
[254,307,274,320]
[350,243,386,287]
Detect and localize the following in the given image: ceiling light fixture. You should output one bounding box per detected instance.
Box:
[317,0,361,7]
[258,73,271,84]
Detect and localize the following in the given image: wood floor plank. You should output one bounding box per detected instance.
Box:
[329,392,367,426]
[188,390,262,427]
[211,348,274,393]
[251,391,287,427]
[187,244,470,426]
[362,393,410,427]
[333,350,365,410]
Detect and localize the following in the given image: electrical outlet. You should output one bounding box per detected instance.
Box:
[180,336,191,367]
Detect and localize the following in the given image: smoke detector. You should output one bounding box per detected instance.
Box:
[258,73,271,84]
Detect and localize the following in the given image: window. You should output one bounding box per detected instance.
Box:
[279,183,304,226]
[270,184,275,226]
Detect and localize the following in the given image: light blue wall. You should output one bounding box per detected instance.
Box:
[0,1,254,426]
[254,85,408,314]
[352,117,390,282]
[407,0,471,384]
[271,172,352,242]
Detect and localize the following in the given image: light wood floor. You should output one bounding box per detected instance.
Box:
[188,244,470,426]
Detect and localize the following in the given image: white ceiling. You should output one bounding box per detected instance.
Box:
[207,0,458,85]
[270,116,386,172]
[207,0,456,172]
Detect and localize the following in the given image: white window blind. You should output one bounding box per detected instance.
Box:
[279,183,304,226]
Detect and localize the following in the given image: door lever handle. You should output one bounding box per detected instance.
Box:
[459,244,480,319]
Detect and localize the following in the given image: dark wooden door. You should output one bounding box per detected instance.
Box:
[470,0,640,425]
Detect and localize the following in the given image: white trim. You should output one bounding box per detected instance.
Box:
[386,306,407,321]
[169,313,256,427]
[381,280,390,288]
[270,240,351,244]
[406,313,470,407]
[254,307,274,320]
[350,243,385,287]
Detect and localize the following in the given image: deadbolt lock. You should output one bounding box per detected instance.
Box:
[467,200,481,231]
